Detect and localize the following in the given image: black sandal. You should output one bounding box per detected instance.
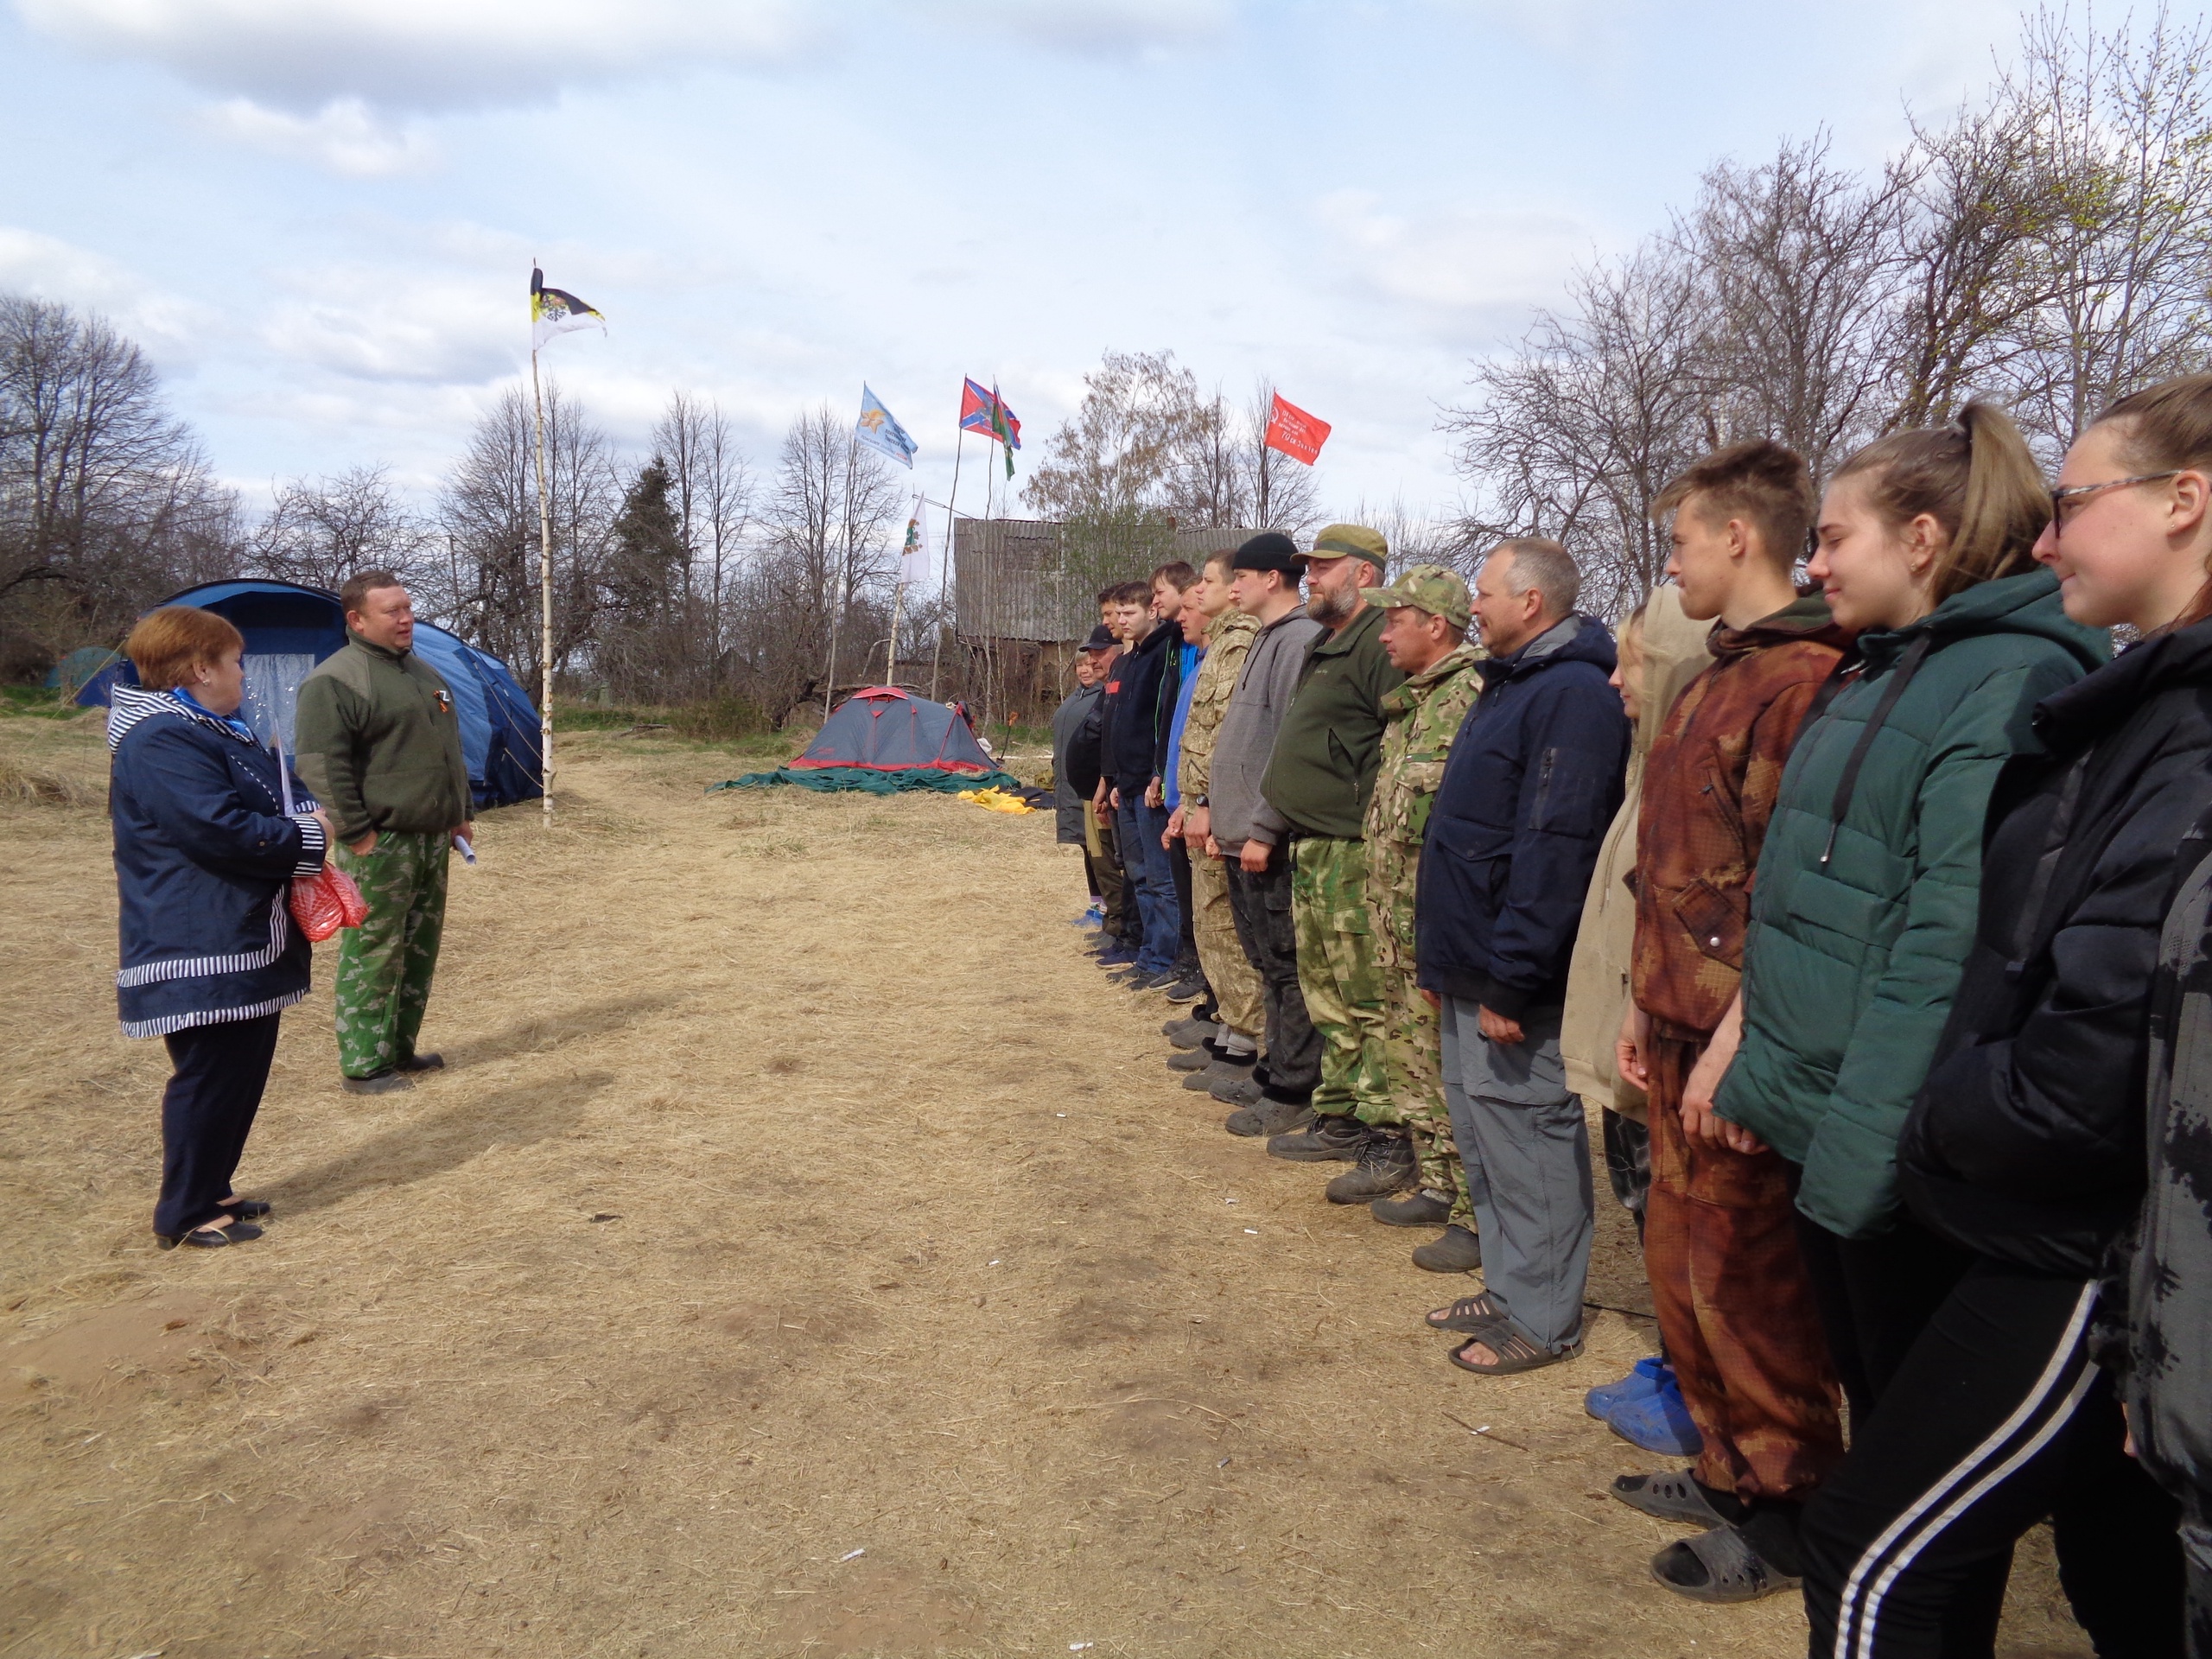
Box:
[1649,1525,1800,1603]
[157,1219,264,1250]
[1424,1292,1503,1332]
[1446,1319,1582,1376]
[1611,1470,1731,1528]
[219,1198,272,1221]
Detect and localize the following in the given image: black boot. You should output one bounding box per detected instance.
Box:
[1324,1129,1417,1203]
[1411,1224,1484,1273]
[1266,1111,1369,1163]
[1370,1188,1455,1227]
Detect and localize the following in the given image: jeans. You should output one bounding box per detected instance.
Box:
[1116,796,1179,976]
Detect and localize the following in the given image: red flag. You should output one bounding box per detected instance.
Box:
[1263,392,1330,465]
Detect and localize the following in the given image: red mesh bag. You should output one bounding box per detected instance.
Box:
[289,865,368,943]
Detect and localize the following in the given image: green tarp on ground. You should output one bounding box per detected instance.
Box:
[708,766,1027,797]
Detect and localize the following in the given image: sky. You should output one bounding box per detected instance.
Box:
[0,0,2075,540]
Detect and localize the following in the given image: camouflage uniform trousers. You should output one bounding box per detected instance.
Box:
[1372,862,1474,1224]
[1290,836,1393,1123]
[333,830,449,1079]
[1190,849,1262,1041]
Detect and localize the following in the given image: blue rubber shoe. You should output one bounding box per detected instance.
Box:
[1607,1371,1705,1458]
[1585,1356,1669,1422]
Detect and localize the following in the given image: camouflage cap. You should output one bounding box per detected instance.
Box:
[1297,523,1389,572]
[1368,563,1471,631]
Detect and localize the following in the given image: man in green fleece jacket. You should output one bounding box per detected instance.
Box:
[294,571,474,1093]
[1260,524,1408,1174]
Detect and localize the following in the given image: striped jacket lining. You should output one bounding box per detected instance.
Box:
[121,989,306,1040]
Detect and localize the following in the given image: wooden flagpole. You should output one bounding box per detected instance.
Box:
[531,341,556,827]
[933,424,967,701]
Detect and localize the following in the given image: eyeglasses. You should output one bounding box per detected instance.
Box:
[2050,472,2179,531]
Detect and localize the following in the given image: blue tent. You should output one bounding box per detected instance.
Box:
[77,580,543,811]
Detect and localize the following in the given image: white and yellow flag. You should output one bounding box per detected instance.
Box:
[531,267,606,352]
[897,495,931,590]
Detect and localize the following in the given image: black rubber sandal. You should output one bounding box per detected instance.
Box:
[219,1198,272,1221]
[1649,1525,1801,1604]
[157,1219,264,1251]
[1610,1471,1732,1528]
[1446,1319,1582,1376]
[1424,1292,1503,1332]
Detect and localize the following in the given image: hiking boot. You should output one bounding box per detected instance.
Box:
[1225,1096,1312,1138]
[1267,1111,1368,1162]
[1411,1224,1484,1273]
[1185,1052,1256,1090]
[1371,1188,1457,1228]
[341,1069,413,1096]
[1163,975,1208,1004]
[1164,1016,1220,1049]
[1324,1129,1417,1204]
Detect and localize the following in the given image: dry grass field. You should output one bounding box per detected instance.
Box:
[0,708,2094,1658]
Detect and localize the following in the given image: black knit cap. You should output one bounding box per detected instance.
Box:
[1232,531,1301,574]
[1081,623,1117,651]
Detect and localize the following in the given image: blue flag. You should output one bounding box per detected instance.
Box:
[855,385,917,468]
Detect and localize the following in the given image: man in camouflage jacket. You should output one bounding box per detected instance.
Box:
[1172,549,1264,1071]
[1351,567,1485,1246]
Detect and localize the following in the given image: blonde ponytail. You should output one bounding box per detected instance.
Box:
[1834,403,2049,603]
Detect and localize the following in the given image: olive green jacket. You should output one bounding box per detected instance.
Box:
[1260,601,1408,840]
[1716,571,2107,1238]
[293,633,473,842]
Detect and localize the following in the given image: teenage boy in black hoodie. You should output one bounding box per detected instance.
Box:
[1101,579,1180,988]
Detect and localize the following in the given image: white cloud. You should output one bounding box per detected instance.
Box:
[949,0,1234,57]
[0,226,222,361]
[15,0,825,110]
[202,97,435,175]
[259,265,521,383]
[1312,190,1595,332]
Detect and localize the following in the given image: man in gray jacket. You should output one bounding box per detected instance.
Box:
[1205,532,1325,1135]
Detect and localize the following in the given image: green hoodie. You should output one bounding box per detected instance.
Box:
[293,632,473,842]
[1716,569,2107,1239]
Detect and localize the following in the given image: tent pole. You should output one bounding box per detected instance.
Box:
[531,346,556,827]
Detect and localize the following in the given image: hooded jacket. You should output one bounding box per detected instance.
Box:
[107,684,327,1039]
[1209,605,1325,852]
[1633,591,1847,1036]
[1416,613,1630,1020]
[1900,618,2212,1275]
[1101,620,1173,796]
[1716,569,2107,1239]
[1562,588,1713,1114]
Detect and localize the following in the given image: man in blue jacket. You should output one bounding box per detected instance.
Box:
[1415,538,1630,1375]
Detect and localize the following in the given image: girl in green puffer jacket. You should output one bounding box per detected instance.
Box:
[1686,406,2107,1436]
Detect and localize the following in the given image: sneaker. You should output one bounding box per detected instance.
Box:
[1585,1357,1671,1422]
[1266,1112,1368,1163]
[1096,946,1139,968]
[1186,1053,1256,1091]
[1323,1130,1417,1203]
[1225,1096,1313,1138]
[1071,905,1104,929]
[1370,1188,1456,1228]
[340,1070,414,1096]
[1138,965,1183,991]
[1163,976,1207,1004]
[1410,1223,1484,1273]
[1608,1372,1705,1458]
[1164,1016,1220,1049]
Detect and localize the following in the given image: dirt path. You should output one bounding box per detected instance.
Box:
[0,721,2091,1657]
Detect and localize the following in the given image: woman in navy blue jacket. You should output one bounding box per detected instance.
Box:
[110,607,329,1249]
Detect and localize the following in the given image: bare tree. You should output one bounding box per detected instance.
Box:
[249,465,431,593]
[651,391,752,679]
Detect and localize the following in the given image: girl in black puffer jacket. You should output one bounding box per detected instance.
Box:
[1800,378,2212,1657]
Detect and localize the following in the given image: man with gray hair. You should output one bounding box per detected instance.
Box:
[1413,538,1630,1374]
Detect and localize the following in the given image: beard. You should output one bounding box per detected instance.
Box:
[1306,582,1354,626]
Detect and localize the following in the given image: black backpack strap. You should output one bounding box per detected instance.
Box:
[1820,634,1935,868]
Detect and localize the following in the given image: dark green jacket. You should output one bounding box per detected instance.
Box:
[1717,570,2107,1239]
[293,633,473,842]
[1260,601,1408,840]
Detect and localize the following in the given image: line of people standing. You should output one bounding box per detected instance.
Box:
[1051,375,2212,1656]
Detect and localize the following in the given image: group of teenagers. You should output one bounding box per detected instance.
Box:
[1048,373,2212,1657]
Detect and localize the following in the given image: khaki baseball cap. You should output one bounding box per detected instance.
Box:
[1298,524,1389,572]
[1368,563,1471,631]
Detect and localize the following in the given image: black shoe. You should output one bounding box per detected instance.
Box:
[1411,1224,1484,1273]
[1139,966,1183,991]
[1267,1111,1368,1162]
[219,1197,274,1221]
[1370,1188,1454,1228]
[1164,1016,1219,1048]
[1211,1072,1267,1107]
[158,1218,264,1250]
[341,1070,414,1096]
[1163,976,1207,1004]
[1324,1130,1417,1204]
[1186,1053,1256,1091]
[396,1052,444,1073]
[1225,1096,1313,1138]
[1167,1044,1217,1072]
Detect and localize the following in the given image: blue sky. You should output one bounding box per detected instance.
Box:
[1,0,2058,531]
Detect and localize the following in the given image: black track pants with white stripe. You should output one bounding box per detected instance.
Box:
[1802,1262,2183,1659]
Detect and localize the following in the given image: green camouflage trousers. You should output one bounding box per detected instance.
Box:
[333,830,449,1079]
[1291,836,1393,1123]
[1371,856,1473,1223]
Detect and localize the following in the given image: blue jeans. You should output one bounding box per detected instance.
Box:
[1116,795,1179,976]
